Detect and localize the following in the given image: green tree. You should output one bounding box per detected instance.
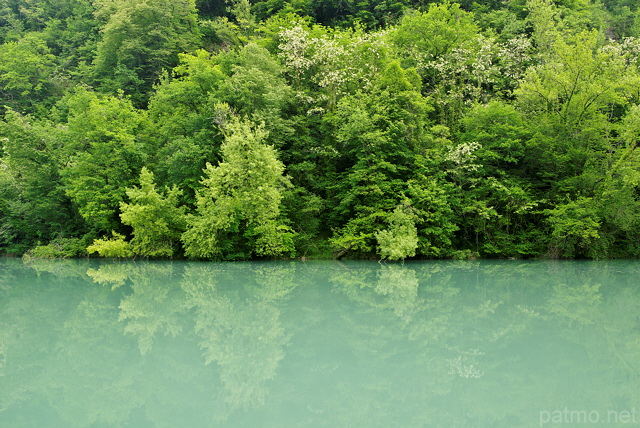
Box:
[86,231,133,258]
[0,109,82,254]
[390,2,480,69]
[388,2,487,129]
[327,60,432,257]
[182,118,295,259]
[515,30,635,195]
[217,42,294,144]
[575,103,640,258]
[513,29,640,257]
[526,0,562,58]
[145,44,293,203]
[544,197,602,258]
[119,167,186,257]
[375,201,418,261]
[40,0,99,72]
[145,49,226,202]
[427,34,532,128]
[0,32,56,113]
[405,160,459,258]
[454,101,542,257]
[92,0,199,106]
[58,89,145,233]
[516,30,627,132]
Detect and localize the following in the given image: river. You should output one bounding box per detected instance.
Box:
[1,258,638,427]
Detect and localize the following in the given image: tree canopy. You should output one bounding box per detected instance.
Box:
[3,0,640,260]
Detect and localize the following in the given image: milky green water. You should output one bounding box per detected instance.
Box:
[1,258,639,427]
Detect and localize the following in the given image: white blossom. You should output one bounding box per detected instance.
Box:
[446,141,482,172]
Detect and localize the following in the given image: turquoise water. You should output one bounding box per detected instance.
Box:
[1,258,639,427]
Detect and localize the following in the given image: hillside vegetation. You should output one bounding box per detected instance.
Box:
[2,0,640,260]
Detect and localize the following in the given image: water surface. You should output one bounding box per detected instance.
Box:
[1,259,639,427]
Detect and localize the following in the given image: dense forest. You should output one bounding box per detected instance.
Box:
[2,0,640,260]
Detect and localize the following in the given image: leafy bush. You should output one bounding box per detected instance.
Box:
[25,238,90,259]
[87,232,133,258]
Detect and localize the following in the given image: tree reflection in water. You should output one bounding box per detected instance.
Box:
[0,258,638,427]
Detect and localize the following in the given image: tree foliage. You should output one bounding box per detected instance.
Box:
[92,0,199,106]
[182,118,295,259]
[376,201,419,261]
[0,32,56,113]
[120,167,186,257]
[2,0,640,260]
[58,89,145,233]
